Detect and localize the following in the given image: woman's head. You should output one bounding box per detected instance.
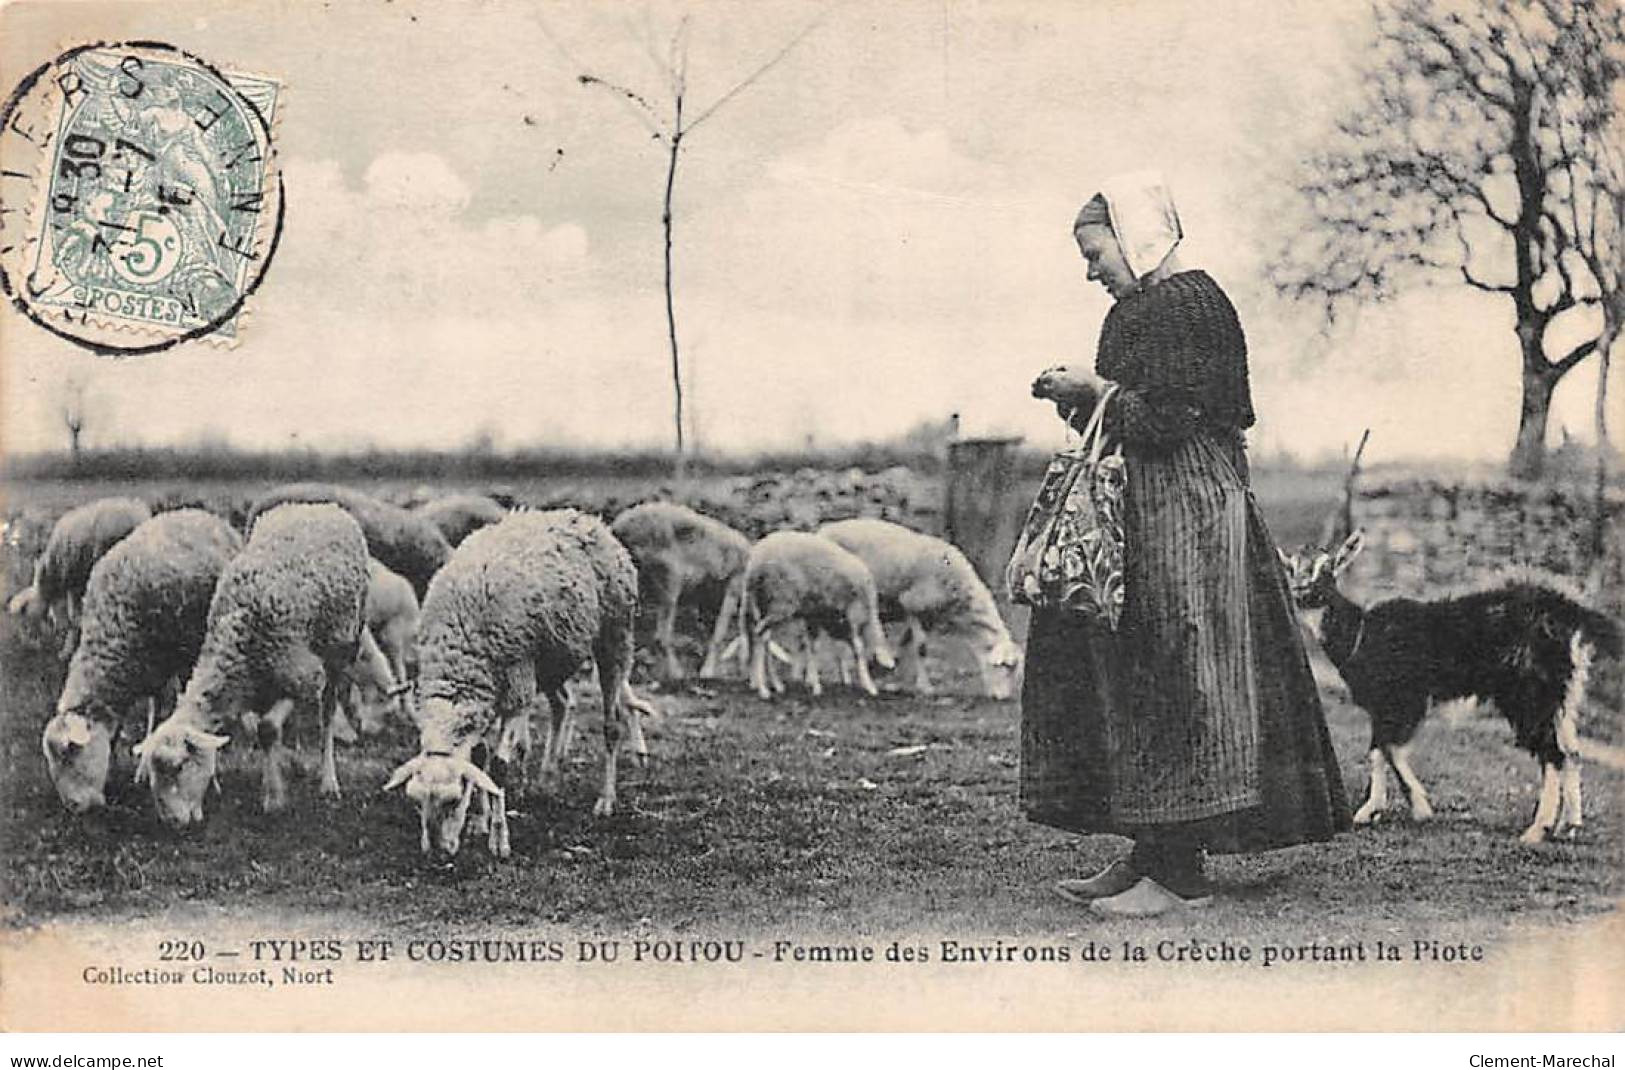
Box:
[1073,205,1135,300]
[1071,175,1186,299]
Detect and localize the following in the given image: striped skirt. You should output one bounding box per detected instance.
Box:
[1019,432,1350,851]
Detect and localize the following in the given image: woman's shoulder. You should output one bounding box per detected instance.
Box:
[1145,268,1230,304]
[1131,269,1241,329]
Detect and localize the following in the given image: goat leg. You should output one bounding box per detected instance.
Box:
[1520,762,1562,844]
[1384,743,1432,820]
[1351,747,1389,825]
[1556,761,1583,839]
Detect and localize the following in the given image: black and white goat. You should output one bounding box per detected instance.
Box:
[1281,531,1622,843]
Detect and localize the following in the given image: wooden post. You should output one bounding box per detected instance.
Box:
[944,436,1024,611]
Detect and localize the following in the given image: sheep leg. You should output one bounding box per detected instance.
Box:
[591,631,641,817]
[768,633,789,693]
[1556,760,1583,839]
[540,687,573,788]
[904,616,932,694]
[495,665,538,793]
[259,697,296,813]
[659,578,685,682]
[1521,762,1563,844]
[804,631,824,697]
[834,639,854,687]
[749,624,771,699]
[699,579,742,679]
[1384,743,1433,820]
[1351,747,1389,825]
[318,670,344,799]
[487,783,511,859]
[850,634,880,697]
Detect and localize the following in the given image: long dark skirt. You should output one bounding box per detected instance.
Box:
[1019,436,1351,854]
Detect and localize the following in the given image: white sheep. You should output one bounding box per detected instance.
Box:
[7,497,152,655]
[740,531,896,700]
[345,559,419,735]
[246,483,451,599]
[43,510,242,813]
[383,509,657,860]
[415,493,508,548]
[817,518,1023,699]
[135,503,371,828]
[609,501,752,681]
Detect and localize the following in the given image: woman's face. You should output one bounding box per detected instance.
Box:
[1074,224,1135,299]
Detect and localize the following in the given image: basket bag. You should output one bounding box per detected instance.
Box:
[1004,384,1126,628]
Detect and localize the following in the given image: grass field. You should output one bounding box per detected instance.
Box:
[0,474,1619,957]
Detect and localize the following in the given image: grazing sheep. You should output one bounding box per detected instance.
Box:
[348,559,419,734]
[1283,531,1623,842]
[415,493,508,548]
[245,483,450,599]
[817,518,1023,698]
[7,497,152,654]
[610,501,752,681]
[135,504,370,829]
[740,531,896,700]
[43,510,242,813]
[384,509,657,860]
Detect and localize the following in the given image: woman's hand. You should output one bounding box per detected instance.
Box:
[1032,365,1103,430]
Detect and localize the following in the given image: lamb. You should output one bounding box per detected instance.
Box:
[346,559,419,734]
[135,504,371,829]
[7,497,152,653]
[43,510,242,813]
[817,518,1023,698]
[383,509,658,860]
[739,531,896,700]
[1282,531,1623,843]
[245,483,450,599]
[609,501,752,681]
[415,493,508,548]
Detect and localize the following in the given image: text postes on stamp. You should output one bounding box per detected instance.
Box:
[0,42,283,355]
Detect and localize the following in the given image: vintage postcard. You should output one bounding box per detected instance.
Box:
[1,0,1621,1034]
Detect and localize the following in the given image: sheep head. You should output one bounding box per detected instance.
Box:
[383,741,502,861]
[42,707,115,813]
[980,635,1024,700]
[133,716,229,829]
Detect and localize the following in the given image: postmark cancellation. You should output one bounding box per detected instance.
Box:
[0,42,284,354]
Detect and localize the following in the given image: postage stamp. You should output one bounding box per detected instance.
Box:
[0,41,283,354]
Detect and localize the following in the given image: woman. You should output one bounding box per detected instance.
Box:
[1020,171,1350,917]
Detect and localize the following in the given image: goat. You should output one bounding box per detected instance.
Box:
[1282,531,1622,843]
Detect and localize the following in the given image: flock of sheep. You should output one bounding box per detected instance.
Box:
[5,485,1022,862]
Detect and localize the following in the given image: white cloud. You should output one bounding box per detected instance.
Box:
[361,152,473,215]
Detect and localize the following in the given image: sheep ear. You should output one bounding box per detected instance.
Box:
[1277,547,1295,571]
[186,729,230,752]
[1331,530,1365,574]
[455,758,502,798]
[382,755,425,792]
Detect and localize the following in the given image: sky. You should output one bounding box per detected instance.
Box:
[0,0,1619,465]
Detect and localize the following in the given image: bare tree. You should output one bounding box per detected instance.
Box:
[61,374,89,464]
[549,10,824,480]
[1269,0,1624,480]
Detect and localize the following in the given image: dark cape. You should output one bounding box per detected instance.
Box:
[1020,270,1350,852]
